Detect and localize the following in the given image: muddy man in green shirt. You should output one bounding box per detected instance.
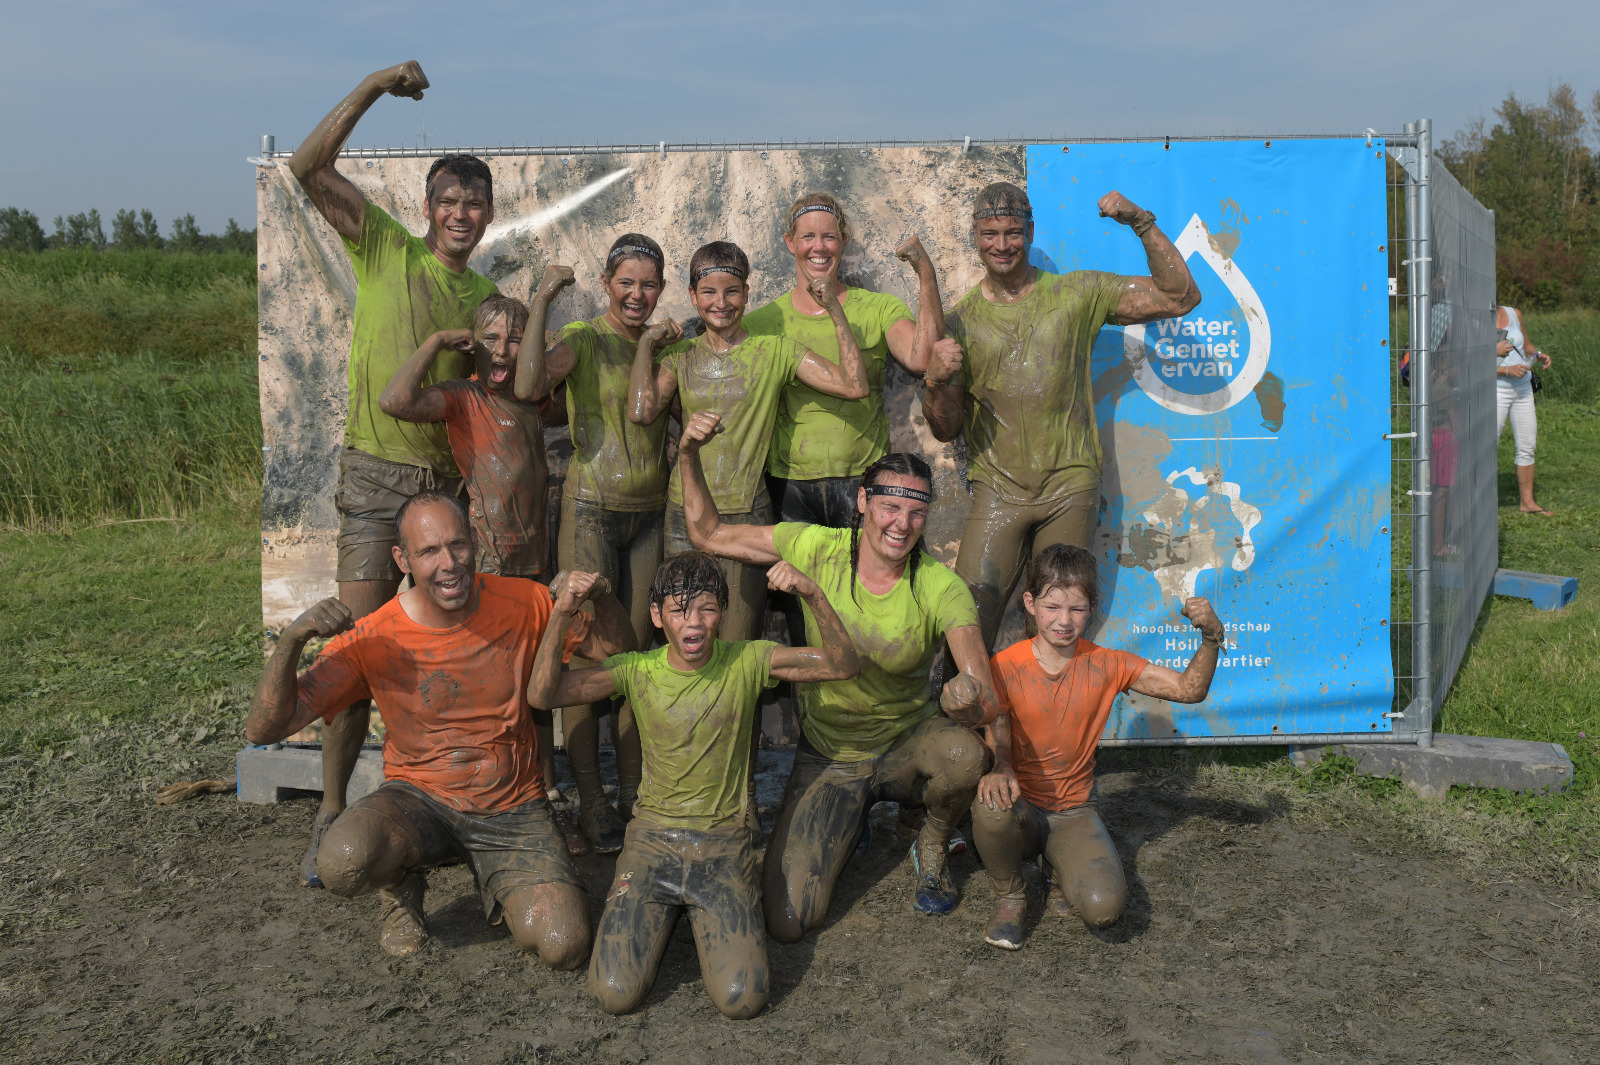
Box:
[924,182,1202,649]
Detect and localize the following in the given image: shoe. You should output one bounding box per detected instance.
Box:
[552,806,591,857]
[300,810,339,888]
[579,800,627,854]
[909,834,959,915]
[983,895,1027,950]
[378,872,429,956]
[1045,879,1073,918]
[947,829,968,856]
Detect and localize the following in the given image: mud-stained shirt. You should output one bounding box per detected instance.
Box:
[339,202,499,477]
[297,576,589,816]
[661,334,805,511]
[945,270,1129,504]
[605,639,778,830]
[435,380,548,577]
[990,638,1147,812]
[558,316,671,511]
[746,288,913,481]
[772,522,978,762]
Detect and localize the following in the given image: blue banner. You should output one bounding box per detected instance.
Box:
[1025,139,1392,741]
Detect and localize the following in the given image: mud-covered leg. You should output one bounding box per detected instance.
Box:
[761,753,873,943]
[687,843,769,1019]
[613,511,660,814]
[971,797,1047,948]
[589,851,680,1015]
[315,790,431,956]
[1043,805,1127,928]
[952,484,1034,651]
[501,883,592,971]
[876,717,989,915]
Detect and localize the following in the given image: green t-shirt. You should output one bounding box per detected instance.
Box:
[340,202,499,475]
[771,523,979,761]
[557,316,670,511]
[945,270,1128,504]
[662,333,804,510]
[605,640,778,829]
[746,288,913,481]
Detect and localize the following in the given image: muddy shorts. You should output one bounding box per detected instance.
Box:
[664,490,774,643]
[350,781,581,924]
[970,793,1126,926]
[557,495,662,650]
[763,714,989,939]
[954,480,1098,649]
[590,819,768,1017]
[335,448,464,584]
[768,473,860,529]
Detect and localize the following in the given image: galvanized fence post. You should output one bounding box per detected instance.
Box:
[1406,120,1435,748]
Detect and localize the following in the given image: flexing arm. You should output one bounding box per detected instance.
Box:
[628,319,683,424]
[245,598,354,744]
[379,330,473,422]
[286,62,429,241]
[548,570,637,661]
[792,278,869,400]
[514,265,578,401]
[888,235,944,374]
[766,563,859,683]
[940,625,1004,729]
[977,713,1020,812]
[1129,597,1225,703]
[678,411,781,565]
[921,336,967,442]
[1098,191,1201,325]
[528,572,626,709]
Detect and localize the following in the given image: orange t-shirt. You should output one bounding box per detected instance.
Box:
[990,638,1148,812]
[436,380,548,577]
[296,575,588,815]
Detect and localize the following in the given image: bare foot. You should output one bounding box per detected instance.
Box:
[1521,505,1553,516]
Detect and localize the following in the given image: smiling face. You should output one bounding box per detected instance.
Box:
[652,591,723,669]
[974,215,1032,280]
[784,211,846,285]
[690,271,748,333]
[425,172,493,259]
[856,474,931,566]
[392,500,477,615]
[1024,584,1093,652]
[604,258,664,331]
[472,311,522,393]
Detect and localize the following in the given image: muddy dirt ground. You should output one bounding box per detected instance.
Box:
[2,739,1596,1065]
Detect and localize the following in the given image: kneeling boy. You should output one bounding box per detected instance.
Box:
[972,544,1225,949]
[530,551,859,1018]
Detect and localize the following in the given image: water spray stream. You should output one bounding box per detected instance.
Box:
[480,167,633,246]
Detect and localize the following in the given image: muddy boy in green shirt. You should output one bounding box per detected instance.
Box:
[530,552,859,1019]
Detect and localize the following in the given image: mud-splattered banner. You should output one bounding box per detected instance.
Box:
[1027,140,1393,742]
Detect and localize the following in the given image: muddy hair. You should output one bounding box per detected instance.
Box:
[602,233,665,281]
[425,154,494,206]
[687,241,750,286]
[1025,543,1099,610]
[848,452,933,606]
[784,191,852,243]
[972,181,1032,222]
[393,489,470,549]
[649,550,729,613]
[472,293,529,335]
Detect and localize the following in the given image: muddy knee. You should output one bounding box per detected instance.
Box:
[1071,866,1128,928]
[761,886,808,944]
[314,815,389,897]
[588,965,649,1015]
[504,886,590,970]
[707,970,769,1020]
[934,731,990,792]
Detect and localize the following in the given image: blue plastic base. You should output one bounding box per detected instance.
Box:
[1494,568,1578,611]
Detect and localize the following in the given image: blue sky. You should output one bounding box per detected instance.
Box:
[3,0,1598,234]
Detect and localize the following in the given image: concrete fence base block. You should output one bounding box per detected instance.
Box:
[1289,734,1573,800]
[236,743,385,804]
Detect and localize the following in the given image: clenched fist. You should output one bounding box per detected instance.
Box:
[284,598,354,643]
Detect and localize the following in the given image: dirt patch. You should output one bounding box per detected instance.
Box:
[2,719,1597,1063]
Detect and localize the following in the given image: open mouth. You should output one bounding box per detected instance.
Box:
[435,572,467,597]
[881,529,910,550]
[680,633,707,655]
[488,363,510,385]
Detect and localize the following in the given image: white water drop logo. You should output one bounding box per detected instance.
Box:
[1123,214,1272,415]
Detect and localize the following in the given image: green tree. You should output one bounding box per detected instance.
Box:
[112,208,165,250]
[0,207,48,252]
[51,209,107,250]
[169,213,203,252]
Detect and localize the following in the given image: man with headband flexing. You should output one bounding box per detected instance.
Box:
[924,182,1201,649]
[678,409,1002,933]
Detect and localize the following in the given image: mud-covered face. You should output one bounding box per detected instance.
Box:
[652,591,723,668]
[393,502,476,613]
[1024,584,1092,651]
[603,258,664,330]
[784,212,845,284]
[856,474,930,565]
[974,216,1032,278]
[690,272,748,332]
[426,173,493,259]
[473,312,523,393]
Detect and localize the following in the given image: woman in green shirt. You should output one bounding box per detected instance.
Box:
[677,410,1003,938]
[514,233,672,854]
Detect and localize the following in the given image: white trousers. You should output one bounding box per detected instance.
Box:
[1496,380,1537,465]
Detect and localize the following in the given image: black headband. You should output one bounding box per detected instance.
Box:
[973,206,1032,221]
[607,243,663,266]
[865,484,932,504]
[692,264,746,284]
[794,203,839,221]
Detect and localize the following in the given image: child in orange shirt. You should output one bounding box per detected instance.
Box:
[971,544,1226,950]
